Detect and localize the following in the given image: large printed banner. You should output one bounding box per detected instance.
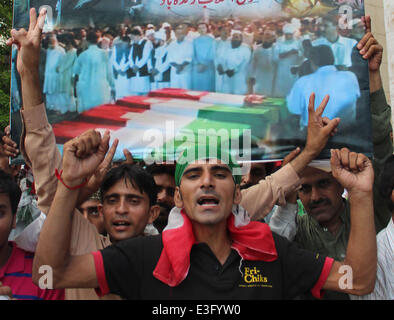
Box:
[10,0,372,164]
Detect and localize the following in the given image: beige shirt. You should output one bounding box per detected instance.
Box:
[20,104,116,300]
[19,103,301,299]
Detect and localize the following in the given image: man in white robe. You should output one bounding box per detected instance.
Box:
[215,25,231,93]
[273,24,302,98]
[167,24,193,90]
[43,34,65,113]
[111,35,131,100]
[73,31,113,112]
[192,22,216,92]
[150,30,171,90]
[220,31,251,95]
[57,35,77,113]
[249,30,277,96]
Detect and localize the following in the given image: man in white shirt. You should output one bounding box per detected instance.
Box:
[313,15,357,68]
[73,31,113,112]
[215,25,231,93]
[43,33,65,113]
[150,30,171,90]
[249,29,277,96]
[351,155,394,300]
[167,23,193,90]
[273,23,302,97]
[221,30,251,95]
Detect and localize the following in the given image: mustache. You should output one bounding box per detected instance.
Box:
[309,198,332,209]
[195,190,221,201]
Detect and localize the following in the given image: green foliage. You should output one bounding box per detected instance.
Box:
[0,0,13,130]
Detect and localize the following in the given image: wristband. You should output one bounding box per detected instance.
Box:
[55,169,88,190]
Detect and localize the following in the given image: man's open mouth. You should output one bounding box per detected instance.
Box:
[197,196,220,206]
[113,221,131,227]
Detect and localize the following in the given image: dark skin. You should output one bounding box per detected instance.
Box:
[0,194,16,269]
[298,166,345,234]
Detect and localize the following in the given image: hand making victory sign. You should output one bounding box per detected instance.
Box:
[6,8,46,77]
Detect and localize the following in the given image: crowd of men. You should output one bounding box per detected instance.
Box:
[11,12,364,126]
[0,8,393,301]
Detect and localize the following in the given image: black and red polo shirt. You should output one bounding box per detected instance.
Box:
[92,232,333,300]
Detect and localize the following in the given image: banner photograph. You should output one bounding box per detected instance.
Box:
[10,0,372,163]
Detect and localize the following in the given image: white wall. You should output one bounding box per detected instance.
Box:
[364,0,391,108]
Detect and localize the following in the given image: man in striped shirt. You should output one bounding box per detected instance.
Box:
[351,155,394,300]
[0,170,64,300]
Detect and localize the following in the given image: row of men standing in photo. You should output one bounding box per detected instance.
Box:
[35,15,361,115]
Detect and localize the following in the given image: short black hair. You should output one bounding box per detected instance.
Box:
[0,169,21,215]
[310,45,335,67]
[130,28,142,36]
[86,31,99,44]
[100,164,157,206]
[145,164,175,178]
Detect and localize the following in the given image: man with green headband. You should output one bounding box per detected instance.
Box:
[33,90,377,299]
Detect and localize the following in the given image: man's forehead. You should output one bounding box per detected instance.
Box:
[153,173,176,187]
[300,166,333,183]
[103,178,146,198]
[185,159,231,170]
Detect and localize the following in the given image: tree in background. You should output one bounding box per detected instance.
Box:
[0,0,12,130]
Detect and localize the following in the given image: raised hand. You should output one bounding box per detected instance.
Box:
[0,126,19,158]
[6,8,47,76]
[330,148,374,195]
[61,130,111,187]
[357,16,383,73]
[78,136,119,202]
[304,93,340,158]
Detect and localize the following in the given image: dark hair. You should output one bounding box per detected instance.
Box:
[0,169,21,215]
[145,164,175,178]
[100,164,157,206]
[61,33,76,48]
[86,31,99,44]
[130,28,142,36]
[310,45,335,67]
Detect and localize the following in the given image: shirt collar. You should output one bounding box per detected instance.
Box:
[316,65,337,73]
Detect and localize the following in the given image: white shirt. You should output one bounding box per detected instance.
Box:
[313,36,357,67]
[167,39,193,67]
[351,217,394,300]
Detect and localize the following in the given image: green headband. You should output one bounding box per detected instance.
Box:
[175,143,242,186]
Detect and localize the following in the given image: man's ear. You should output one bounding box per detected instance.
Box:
[233,184,242,205]
[174,186,184,208]
[148,205,160,224]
